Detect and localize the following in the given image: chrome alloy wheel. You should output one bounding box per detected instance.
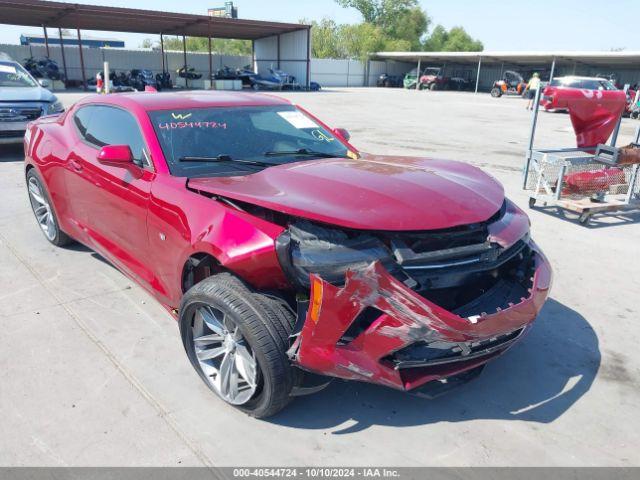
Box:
[192,305,259,405]
[27,176,57,241]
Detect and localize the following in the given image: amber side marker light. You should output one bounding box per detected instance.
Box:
[309,277,324,324]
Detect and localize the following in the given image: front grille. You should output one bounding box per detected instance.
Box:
[0,107,42,122]
[0,130,25,138]
[386,327,525,369]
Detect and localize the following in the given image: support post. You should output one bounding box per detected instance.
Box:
[277,34,281,69]
[208,36,212,89]
[42,25,50,57]
[549,56,556,83]
[103,61,110,94]
[474,56,482,94]
[160,33,165,73]
[252,40,256,73]
[57,28,68,87]
[346,60,350,88]
[522,87,543,189]
[305,26,311,90]
[415,58,421,91]
[182,35,188,89]
[76,27,87,91]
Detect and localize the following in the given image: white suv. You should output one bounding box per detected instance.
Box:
[0,54,63,144]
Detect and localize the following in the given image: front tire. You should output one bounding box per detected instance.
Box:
[491,87,502,98]
[179,273,295,418]
[26,169,73,247]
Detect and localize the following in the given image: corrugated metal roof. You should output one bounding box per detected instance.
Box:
[0,0,309,40]
[373,51,640,66]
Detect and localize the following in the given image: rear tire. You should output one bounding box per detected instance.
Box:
[179,273,295,418]
[491,87,502,98]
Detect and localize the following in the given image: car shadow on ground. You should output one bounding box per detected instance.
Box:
[271,299,600,433]
[0,144,24,162]
[531,204,640,228]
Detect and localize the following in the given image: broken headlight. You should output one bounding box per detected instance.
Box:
[276,220,395,289]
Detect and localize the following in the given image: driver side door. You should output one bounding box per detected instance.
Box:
[66,104,155,289]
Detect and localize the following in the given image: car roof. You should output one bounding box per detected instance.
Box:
[77,91,292,111]
[555,76,610,81]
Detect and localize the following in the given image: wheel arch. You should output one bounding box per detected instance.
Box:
[181,251,228,293]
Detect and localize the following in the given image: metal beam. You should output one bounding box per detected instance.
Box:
[76,27,87,91]
[522,87,543,189]
[208,34,213,89]
[415,58,421,91]
[182,35,188,89]
[305,26,311,90]
[277,34,281,69]
[160,33,165,73]
[42,25,50,57]
[549,56,556,83]
[251,40,256,73]
[57,27,68,87]
[474,56,482,94]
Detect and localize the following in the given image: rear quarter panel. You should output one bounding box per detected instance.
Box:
[25,112,78,237]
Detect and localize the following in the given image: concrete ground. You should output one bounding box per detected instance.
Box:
[0,88,639,467]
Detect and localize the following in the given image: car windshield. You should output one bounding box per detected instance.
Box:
[0,62,37,88]
[149,105,350,177]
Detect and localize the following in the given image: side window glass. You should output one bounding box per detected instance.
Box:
[85,106,148,166]
[73,107,92,138]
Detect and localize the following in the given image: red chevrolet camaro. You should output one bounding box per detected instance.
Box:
[24,91,551,417]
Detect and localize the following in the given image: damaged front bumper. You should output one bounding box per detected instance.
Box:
[288,241,551,392]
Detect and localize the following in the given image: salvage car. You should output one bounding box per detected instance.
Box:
[24,91,551,417]
[1,54,64,144]
[540,76,617,111]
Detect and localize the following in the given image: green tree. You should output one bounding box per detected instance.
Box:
[336,0,429,49]
[339,22,388,61]
[335,0,417,26]
[423,25,483,52]
[386,7,430,50]
[161,36,252,56]
[304,18,344,59]
[140,38,155,49]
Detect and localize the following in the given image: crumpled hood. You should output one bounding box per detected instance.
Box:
[187,155,505,231]
[0,86,54,103]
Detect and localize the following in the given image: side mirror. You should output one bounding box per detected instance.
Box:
[98,145,134,166]
[38,78,51,88]
[333,128,351,142]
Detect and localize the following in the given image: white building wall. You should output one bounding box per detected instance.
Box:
[0,44,251,83]
[4,42,639,90]
[254,29,309,87]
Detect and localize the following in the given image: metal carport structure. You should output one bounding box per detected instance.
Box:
[372,51,640,92]
[0,0,311,90]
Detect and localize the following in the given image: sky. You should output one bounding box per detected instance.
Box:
[0,0,636,52]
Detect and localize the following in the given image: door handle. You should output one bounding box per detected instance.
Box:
[70,160,83,172]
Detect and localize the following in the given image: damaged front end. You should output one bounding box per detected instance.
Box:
[277,200,552,392]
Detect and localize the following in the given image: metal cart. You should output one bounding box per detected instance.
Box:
[522,87,640,225]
